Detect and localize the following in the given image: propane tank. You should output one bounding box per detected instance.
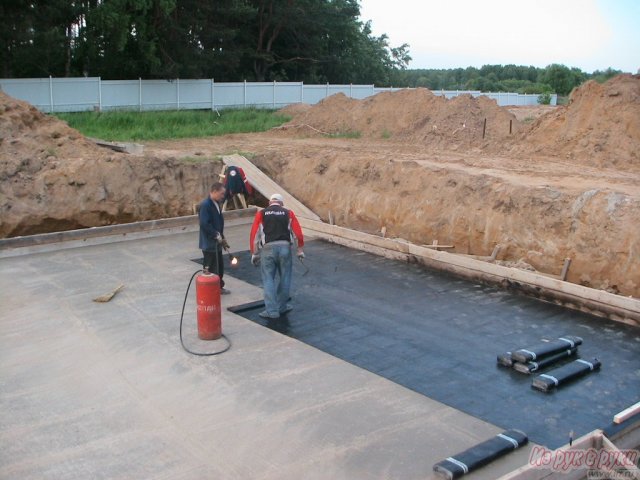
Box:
[195,271,221,340]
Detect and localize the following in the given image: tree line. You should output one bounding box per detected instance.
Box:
[0,1,624,95]
[0,0,409,85]
[395,64,624,96]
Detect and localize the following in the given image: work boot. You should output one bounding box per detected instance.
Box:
[279,305,293,314]
[220,287,231,295]
[259,310,279,319]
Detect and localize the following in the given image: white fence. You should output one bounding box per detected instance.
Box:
[0,77,556,113]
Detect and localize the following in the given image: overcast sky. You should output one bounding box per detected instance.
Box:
[359,0,639,73]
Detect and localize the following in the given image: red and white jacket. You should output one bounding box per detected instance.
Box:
[249,204,304,254]
[224,166,253,197]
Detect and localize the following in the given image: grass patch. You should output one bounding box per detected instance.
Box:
[381,129,392,139]
[54,108,291,141]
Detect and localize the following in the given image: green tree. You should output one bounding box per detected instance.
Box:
[1,0,411,84]
[538,92,551,105]
[0,0,85,77]
[590,67,621,83]
[540,64,583,95]
[259,0,409,85]
[155,0,253,79]
[0,2,34,77]
[77,0,176,79]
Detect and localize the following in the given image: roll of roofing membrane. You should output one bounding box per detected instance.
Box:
[433,429,528,479]
[511,336,583,364]
[496,351,514,367]
[512,347,577,374]
[532,358,601,392]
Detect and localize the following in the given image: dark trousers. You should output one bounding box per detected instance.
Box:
[202,247,224,287]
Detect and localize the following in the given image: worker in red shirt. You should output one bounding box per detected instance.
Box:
[249,193,305,319]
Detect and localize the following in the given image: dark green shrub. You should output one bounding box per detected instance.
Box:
[537,92,552,105]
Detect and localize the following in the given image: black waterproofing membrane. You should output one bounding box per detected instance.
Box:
[510,336,583,363]
[532,358,602,392]
[433,429,528,479]
[228,240,640,448]
[512,347,578,374]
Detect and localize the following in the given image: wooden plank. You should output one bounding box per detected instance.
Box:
[222,154,321,221]
[599,435,640,479]
[614,402,640,424]
[423,243,454,250]
[299,218,640,325]
[560,258,572,281]
[496,430,604,480]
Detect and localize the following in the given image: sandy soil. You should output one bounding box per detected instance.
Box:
[1,75,639,297]
[507,105,558,122]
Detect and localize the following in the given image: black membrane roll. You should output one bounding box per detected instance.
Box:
[512,347,577,374]
[497,351,514,367]
[532,358,601,392]
[510,335,583,364]
[433,429,528,479]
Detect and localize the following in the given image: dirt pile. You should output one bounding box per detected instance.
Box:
[277,102,312,117]
[0,91,112,164]
[287,89,438,137]
[506,105,557,122]
[0,92,219,237]
[282,76,640,169]
[280,88,520,149]
[511,74,640,170]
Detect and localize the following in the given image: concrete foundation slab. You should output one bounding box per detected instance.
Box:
[1,225,540,480]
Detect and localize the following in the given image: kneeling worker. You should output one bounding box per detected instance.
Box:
[249,193,305,318]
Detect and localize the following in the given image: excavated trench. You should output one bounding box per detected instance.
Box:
[251,150,640,298]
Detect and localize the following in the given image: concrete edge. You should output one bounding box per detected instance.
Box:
[0,208,257,258]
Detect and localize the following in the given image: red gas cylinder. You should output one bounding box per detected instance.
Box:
[195,272,221,340]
